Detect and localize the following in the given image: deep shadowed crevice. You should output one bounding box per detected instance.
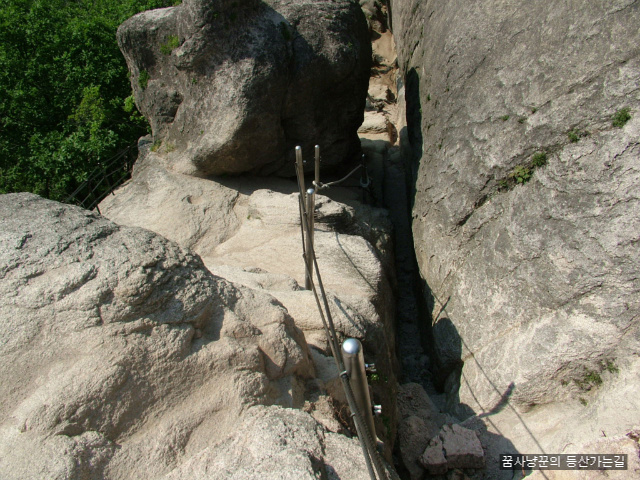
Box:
[383,68,437,391]
[393,58,536,480]
[404,68,423,207]
[400,67,465,393]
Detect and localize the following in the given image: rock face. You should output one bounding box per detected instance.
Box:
[528,426,640,479]
[396,383,448,479]
[118,0,371,176]
[99,151,400,454]
[419,424,484,475]
[391,0,640,458]
[0,193,374,479]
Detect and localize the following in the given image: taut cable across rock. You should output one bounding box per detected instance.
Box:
[294,151,399,480]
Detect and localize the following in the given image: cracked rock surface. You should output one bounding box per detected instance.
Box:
[118,0,371,176]
[0,193,374,479]
[391,0,640,467]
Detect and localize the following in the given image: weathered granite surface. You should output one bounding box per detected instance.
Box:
[100,152,400,455]
[391,0,640,460]
[0,194,374,479]
[118,0,371,176]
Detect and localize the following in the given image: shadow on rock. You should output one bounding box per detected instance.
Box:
[396,67,536,479]
[419,288,543,479]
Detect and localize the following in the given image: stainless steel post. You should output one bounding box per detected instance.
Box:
[295,146,305,194]
[313,146,319,250]
[342,338,376,441]
[295,146,312,290]
[305,187,315,290]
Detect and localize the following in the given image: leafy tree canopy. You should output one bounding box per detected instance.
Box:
[0,0,176,201]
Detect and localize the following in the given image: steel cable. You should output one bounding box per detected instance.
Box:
[295,164,397,480]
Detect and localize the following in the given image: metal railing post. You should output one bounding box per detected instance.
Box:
[292,145,396,479]
[306,187,315,290]
[295,145,305,194]
[295,146,313,290]
[312,144,319,248]
[342,338,377,442]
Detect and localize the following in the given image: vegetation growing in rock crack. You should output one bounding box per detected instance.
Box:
[160,35,180,55]
[568,130,579,142]
[575,368,603,391]
[583,370,603,387]
[612,107,631,128]
[511,165,532,184]
[604,359,619,374]
[567,129,590,143]
[498,152,548,190]
[138,70,150,89]
[0,0,176,201]
[531,152,547,167]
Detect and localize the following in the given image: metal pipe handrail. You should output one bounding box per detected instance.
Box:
[295,146,313,290]
[293,149,397,480]
[342,338,377,441]
[295,182,384,480]
[305,187,315,288]
[314,145,320,187]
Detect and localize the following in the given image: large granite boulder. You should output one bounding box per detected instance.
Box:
[0,193,374,479]
[118,0,371,176]
[391,0,640,455]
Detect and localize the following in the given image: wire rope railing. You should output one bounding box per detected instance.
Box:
[63,144,136,212]
[64,140,397,478]
[294,145,399,480]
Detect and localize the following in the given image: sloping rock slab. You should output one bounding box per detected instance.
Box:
[165,405,372,480]
[100,162,399,452]
[0,193,353,479]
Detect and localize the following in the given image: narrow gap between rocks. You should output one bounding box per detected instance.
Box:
[356,3,457,477]
[358,1,438,395]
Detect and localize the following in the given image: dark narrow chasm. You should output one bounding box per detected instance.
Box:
[385,67,449,398]
[381,63,459,480]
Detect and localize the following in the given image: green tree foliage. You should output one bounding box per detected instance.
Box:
[0,0,174,200]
